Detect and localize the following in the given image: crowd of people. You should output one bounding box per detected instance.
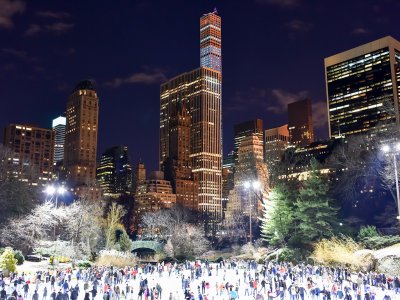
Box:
[0,259,399,300]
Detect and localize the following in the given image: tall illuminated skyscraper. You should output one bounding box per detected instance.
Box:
[162,100,198,210]
[96,146,132,198]
[160,68,222,218]
[325,36,400,138]
[64,80,99,187]
[52,116,66,165]
[160,10,222,222]
[200,9,222,72]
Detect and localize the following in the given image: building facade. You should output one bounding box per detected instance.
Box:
[264,124,290,170]
[226,134,268,219]
[325,36,400,138]
[160,67,222,219]
[134,171,176,215]
[3,124,54,185]
[52,116,66,165]
[288,99,314,147]
[64,80,99,187]
[233,119,264,165]
[279,139,340,181]
[162,100,198,210]
[222,151,235,218]
[96,146,132,198]
[132,161,146,194]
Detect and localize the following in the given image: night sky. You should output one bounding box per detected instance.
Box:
[1,0,399,172]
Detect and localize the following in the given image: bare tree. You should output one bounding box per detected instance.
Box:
[141,205,209,258]
[222,212,247,244]
[0,202,58,253]
[0,201,105,258]
[140,204,197,240]
[63,199,105,256]
[105,202,127,250]
[140,210,172,240]
[165,223,209,259]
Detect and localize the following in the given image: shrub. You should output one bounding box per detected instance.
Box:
[175,255,195,262]
[231,245,241,255]
[215,256,224,263]
[57,256,71,263]
[0,247,17,275]
[358,226,379,240]
[254,239,265,249]
[163,256,178,263]
[13,250,24,265]
[277,248,305,263]
[312,237,362,268]
[96,250,137,268]
[241,243,256,256]
[77,261,92,268]
[361,235,400,250]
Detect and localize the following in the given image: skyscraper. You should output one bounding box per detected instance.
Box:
[226,134,268,220]
[64,80,99,187]
[160,10,222,221]
[233,119,264,165]
[160,68,222,218]
[200,9,221,72]
[162,100,198,210]
[264,124,290,169]
[288,99,314,147]
[132,161,146,194]
[96,146,132,198]
[52,116,66,165]
[3,124,54,184]
[222,151,234,218]
[325,36,400,138]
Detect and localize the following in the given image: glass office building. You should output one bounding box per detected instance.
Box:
[325,36,400,138]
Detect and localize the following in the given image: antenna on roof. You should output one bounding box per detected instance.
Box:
[213,7,218,14]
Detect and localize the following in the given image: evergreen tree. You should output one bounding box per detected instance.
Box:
[294,159,339,245]
[260,181,297,246]
[118,228,132,252]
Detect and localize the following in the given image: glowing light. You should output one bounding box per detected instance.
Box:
[45,185,67,196]
[45,186,56,195]
[252,181,261,190]
[57,186,66,195]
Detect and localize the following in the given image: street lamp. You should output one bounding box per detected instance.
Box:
[382,143,400,222]
[243,180,261,244]
[44,184,67,241]
[44,185,66,206]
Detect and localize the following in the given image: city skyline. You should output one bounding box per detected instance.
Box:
[1,1,400,171]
